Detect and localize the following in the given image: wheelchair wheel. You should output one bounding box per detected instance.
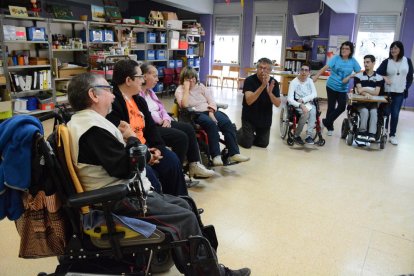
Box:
[287,137,294,146]
[341,118,349,139]
[279,105,289,139]
[380,135,387,149]
[318,139,326,146]
[150,249,174,273]
[346,133,354,146]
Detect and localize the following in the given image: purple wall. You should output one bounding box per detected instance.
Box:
[199,15,213,83]
[241,0,254,72]
[401,0,414,107]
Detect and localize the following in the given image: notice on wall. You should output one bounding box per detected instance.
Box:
[328,35,349,54]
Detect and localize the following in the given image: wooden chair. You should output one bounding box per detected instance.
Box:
[237,67,257,90]
[205,65,223,87]
[221,66,240,90]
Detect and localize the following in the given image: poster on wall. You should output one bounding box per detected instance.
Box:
[328,35,349,54]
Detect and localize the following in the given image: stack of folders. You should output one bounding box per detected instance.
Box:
[8,70,52,92]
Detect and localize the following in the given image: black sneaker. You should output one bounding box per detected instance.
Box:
[305,136,315,144]
[356,132,368,140]
[221,264,251,276]
[294,136,305,145]
[368,133,376,142]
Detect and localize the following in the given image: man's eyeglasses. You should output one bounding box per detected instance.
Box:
[132,74,145,79]
[92,85,113,93]
[300,68,310,72]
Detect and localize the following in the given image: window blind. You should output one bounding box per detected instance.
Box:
[215,16,240,36]
[358,15,398,32]
[255,15,284,36]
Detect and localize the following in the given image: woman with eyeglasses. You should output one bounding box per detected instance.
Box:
[312,41,361,136]
[107,59,188,197]
[175,66,249,166]
[376,41,413,145]
[138,63,214,178]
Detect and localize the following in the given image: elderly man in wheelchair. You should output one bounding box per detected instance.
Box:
[341,55,388,149]
[2,73,250,276]
[281,63,325,146]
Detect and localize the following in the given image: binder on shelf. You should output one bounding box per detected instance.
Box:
[33,71,38,90]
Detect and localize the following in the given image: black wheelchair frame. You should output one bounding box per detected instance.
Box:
[340,100,388,149]
[176,103,237,167]
[279,98,326,146]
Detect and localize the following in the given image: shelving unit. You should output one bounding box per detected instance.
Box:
[49,19,88,104]
[0,16,203,116]
[0,14,52,116]
[284,48,310,73]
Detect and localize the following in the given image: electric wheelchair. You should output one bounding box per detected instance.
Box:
[340,93,389,149]
[5,113,220,276]
[279,98,326,146]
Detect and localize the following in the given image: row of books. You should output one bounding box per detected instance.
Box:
[8,70,52,92]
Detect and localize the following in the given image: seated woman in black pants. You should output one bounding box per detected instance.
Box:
[107,59,188,196]
[139,63,214,178]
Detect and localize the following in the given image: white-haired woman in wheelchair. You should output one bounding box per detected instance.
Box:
[175,66,249,166]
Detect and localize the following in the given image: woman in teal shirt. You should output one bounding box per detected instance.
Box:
[313,41,361,136]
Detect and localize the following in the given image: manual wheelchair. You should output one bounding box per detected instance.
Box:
[279,98,326,146]
[340,93,389,149]
[175,102,238,167]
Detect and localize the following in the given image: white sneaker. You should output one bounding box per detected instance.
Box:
[327,130,333,136]
[189,162,215,178]
[212,156,224,166]
[229,154,250,163]
[389,136,398,145]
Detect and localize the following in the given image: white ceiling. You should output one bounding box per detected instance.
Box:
[322,0,358,14]
[153,0,214,14]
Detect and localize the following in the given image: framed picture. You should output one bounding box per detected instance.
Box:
[104,6,122,21]
[9,6,28,17]
[91,5,105,22]
[52,5,74,20]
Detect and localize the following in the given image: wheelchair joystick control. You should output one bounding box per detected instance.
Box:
[129,144,147,173]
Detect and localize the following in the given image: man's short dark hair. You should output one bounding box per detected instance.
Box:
[112,59,139,86]
[257,57,272,67]
[68,73,102,111]
[364,55,376,62]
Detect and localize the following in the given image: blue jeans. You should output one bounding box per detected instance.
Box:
[151,146,188,196]
[194,111,239,157]
[385,93,404,137]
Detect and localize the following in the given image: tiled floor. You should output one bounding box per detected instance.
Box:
[1,86,413,276]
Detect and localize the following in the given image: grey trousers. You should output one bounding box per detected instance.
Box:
[358,106,377,134]
[295,105,316,137]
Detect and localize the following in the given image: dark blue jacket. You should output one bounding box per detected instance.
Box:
[0,115,43,220]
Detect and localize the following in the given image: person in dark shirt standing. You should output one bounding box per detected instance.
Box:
[237,57,281,148]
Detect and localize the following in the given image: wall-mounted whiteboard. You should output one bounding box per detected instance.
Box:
[292,12,319,37]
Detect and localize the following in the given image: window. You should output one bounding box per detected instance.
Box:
[253,15,284,66]
[213,16,241,64]
[355,15,399,69]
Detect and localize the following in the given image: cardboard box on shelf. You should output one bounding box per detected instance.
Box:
[58,67,87,78]
[162,12,178,20]
[29,57,49,65]
[166,20,182,30]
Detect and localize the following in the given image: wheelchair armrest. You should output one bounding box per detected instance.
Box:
[216,103,228,109]
[68,184,129,208]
